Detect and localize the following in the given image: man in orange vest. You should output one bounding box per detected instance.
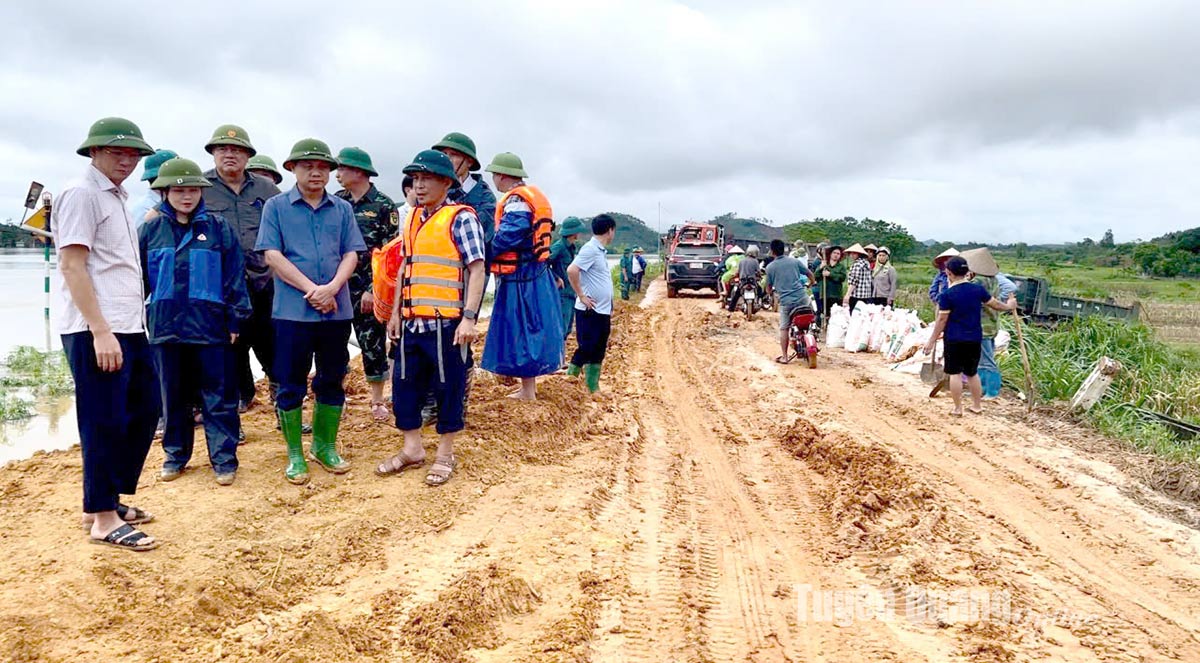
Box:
[379,150,487,486]
[480,153,564,400]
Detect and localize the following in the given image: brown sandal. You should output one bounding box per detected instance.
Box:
[370,401,390,422]
[425,455,456,487]
[374,451,425,477]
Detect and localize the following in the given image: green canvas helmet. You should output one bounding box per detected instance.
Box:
[431,132,480,171]
[205,124,257,156]
[283,138,338,171]
[76,117,154,157]
[141,149,178,181]
[559,216,587,237]
[402,149,457,182]
[246,155,283,184]
[336,146,378,177]
[150,158,213,190]
[484,152,528,178]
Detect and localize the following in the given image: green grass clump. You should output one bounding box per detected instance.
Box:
[998,316,1200,459]
[0,346,74,397]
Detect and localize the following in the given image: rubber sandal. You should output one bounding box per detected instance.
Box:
[425,455,456,487]
[774,355,791,364]
[370,402,390,422]
[81,504,155,531]
[89,523,160,552]
[375,451,425,477]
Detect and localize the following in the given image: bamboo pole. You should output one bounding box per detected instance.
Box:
[1011,308,1036,413]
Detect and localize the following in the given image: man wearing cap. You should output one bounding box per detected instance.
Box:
[378,150,487,486]
[334,147,398,421]
[864,243,879,270]
[480,152,564,401]
[255,139,366,485]
[434,132,497,251]
[619,247,633,300]
[127,148,176,227]
[138,158,251,486]
[202,124,282,413]
[841,243,874,312]
[632,247,647,292]
[57,117,162,551]
[549,217,587,341]
[247,155,283,186]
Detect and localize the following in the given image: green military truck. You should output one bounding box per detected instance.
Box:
[1008,275,1141,325]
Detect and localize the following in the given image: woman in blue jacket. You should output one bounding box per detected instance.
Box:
[139,158,251,486]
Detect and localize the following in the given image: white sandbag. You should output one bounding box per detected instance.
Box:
[826,304,850,348]
[994,329,1011,353]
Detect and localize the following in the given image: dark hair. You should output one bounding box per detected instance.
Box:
[946,256,970,277]
[591,213,616,236]
[770,239,786,256]
[401,175,414,193]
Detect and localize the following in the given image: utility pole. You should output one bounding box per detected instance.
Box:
[42,192,52,352]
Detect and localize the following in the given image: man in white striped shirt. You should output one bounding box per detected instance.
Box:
[56,117,163,552]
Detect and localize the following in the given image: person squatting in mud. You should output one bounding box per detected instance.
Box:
[377,149,487,486]
[256,138,367,485]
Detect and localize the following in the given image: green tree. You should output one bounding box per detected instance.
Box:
[1100,229,1115,248]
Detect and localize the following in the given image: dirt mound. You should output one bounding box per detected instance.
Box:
[400,563,541,661]
[522,571,605,663]
[778,418,945,557]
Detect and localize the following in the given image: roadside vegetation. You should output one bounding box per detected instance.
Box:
[0,345,73,421]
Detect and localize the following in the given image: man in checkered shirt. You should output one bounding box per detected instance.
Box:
[379,150,487,487]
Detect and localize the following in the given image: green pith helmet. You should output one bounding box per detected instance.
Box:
[76,117,154,157]
[336,146,378,177]
[402,149,458,182]
[559,216,587,237]
[141,149,178,181]
[150,158,213,190]
[246,155,283,184]
[283,138,338,171]
[484,152,528,178]
[431,132,480,171]
[205,124,257,156]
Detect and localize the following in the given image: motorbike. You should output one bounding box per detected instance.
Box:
[738,279,759,320]
[785,307,820,368]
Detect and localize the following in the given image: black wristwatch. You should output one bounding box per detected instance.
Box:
[463,308,479,321]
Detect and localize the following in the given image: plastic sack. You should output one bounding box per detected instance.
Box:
[826,304,850,348]
[371,235,404,323]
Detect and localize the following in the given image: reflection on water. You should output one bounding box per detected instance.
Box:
[0,394,77,465]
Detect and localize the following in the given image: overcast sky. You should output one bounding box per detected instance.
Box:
[3,0,1199,244]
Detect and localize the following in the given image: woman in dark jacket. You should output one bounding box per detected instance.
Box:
[819,246,846,316]
[139,158,251,486]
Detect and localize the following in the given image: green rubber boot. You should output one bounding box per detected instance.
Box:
[584,363,602,393]
[566,363,582,377]
[309,403,351,474]
[278,408,309,485]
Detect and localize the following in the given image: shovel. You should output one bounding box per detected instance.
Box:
[920,346,945,385]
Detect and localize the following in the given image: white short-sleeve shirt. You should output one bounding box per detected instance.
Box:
[53,165,145,334]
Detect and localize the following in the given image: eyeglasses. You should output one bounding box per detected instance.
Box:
[100,147,143,160]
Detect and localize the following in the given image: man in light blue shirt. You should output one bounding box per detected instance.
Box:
[254,139,366,485]
[126,149,176,227]
[566,214,617,392]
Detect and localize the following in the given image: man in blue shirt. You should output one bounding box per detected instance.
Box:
[923,256,1016,417]
[567,214,617,393]
[255,139,366,485]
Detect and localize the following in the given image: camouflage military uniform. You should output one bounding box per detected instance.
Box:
[334,184,398,382]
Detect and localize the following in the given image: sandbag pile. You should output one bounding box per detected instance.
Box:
[827,301,927,362]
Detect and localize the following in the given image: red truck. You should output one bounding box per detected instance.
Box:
[661,222,726,298]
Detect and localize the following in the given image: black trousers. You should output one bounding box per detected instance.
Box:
[62,331,161,513]
[572,309,612,366]
[153,343,240,474]
[236,284,276,402]
[273,319,352,412]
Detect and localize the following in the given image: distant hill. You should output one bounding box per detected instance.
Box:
[587,212,661,254]
[706,213,784,242]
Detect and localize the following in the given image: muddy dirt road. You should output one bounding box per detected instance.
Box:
[3,280,1200,662]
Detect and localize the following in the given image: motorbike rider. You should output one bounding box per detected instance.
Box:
[720,244,744,302]
[728,244,761,312]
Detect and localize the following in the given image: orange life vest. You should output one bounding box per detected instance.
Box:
[400,204,470,319]
[371,234,405,324]
[491,185,554,275]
